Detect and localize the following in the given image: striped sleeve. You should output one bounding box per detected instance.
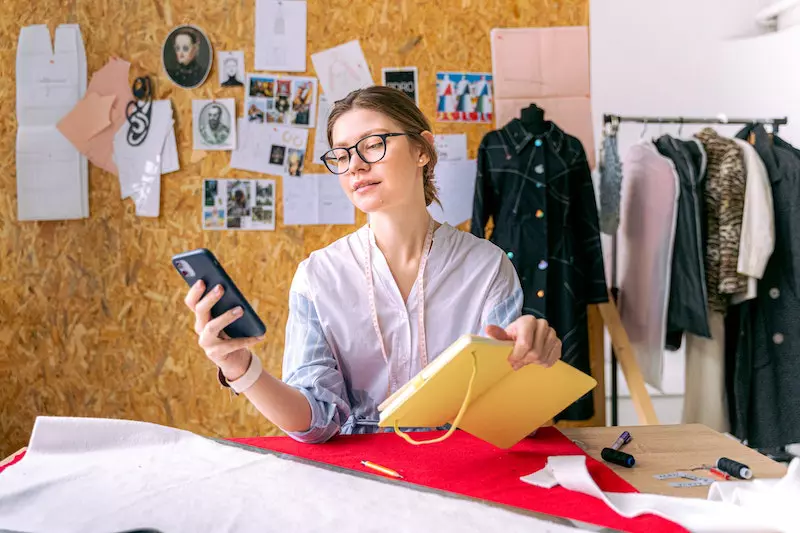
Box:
[281,262,351,444]
[481,252,523,331]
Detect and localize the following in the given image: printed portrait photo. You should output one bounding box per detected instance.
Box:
[218,51,245,87]
[269,145,286,165]
[193,98,237,151]
[163,25,212,89]
[286,148,305,177]
[226,180,251,223]
[252,207,274,225]
[256,182,274,207]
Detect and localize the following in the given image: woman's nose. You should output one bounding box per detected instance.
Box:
[348,149,369,173]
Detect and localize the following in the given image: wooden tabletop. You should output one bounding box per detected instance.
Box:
[561,423,788,498]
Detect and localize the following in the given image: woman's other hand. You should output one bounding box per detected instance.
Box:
[485,315,561,370]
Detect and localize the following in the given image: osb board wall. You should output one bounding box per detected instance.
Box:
[0,0,594,457]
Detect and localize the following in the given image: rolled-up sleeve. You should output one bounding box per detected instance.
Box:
[481,253,523,331]
[281,264,350,444]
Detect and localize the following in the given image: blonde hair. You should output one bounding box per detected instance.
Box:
[326,86,441,207]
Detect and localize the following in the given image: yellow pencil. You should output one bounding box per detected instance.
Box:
[361,460,403,479]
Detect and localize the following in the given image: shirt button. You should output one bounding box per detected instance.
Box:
[770,287,780,299]
[538,260,548,270]
[534,164,544,174]
[536,182,545,188]
[535,209,544,218]
[773,333,784,345]
[535,139,543,147]
[507,251,514,259]
[537,290,544,298]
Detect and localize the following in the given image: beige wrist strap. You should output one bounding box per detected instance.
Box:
[226,353,263,394]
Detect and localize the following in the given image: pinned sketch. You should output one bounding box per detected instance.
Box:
[436,72,493,123]
[245,73,316,128]
[230,122,309,176]
[193,99,236,151]
[283,173,354,226]
[255,0,307,72]
[203,178,276,231]
[312,94,332,161]
[427,159,477,226]
[434,134,468,161]
[218,51,245,87]
[311,40,374,102]
[382,67,418,105]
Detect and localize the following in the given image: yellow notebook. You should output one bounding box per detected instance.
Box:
[377,334,597,449]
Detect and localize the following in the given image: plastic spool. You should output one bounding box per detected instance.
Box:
[716,457,753,480]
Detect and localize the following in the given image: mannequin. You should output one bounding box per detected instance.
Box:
[520,104,548,134]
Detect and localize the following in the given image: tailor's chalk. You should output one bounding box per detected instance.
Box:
[716,457,752,480]
[601,447,635,468]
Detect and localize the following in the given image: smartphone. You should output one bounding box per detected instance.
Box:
[172,248,266,339]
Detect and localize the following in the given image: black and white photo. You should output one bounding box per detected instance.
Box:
[218,51,245,87]
[192,98,237,151]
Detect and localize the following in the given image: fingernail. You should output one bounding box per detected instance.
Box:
[257,335,265,340]
[232,307,242,316]
[215,285,223,293]
[194,280,204,288]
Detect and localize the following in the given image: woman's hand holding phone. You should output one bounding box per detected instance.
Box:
[184,279,265,380]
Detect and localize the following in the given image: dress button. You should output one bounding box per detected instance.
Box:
[535,209,544,218]
[537,290,544,298]
[538,260,548,270]
[534,164,544,174]
[536,182,544,188]
[535,139,543,147]
[773,333,784,345]
[507,251,514,259]
[770,287,780,299]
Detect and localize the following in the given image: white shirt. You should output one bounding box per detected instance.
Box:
[281,222,523,443]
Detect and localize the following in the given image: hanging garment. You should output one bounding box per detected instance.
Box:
[730,138,775,305]
[683,310,730,433]
[470,118,608,420]
[726,124,800,449]
[694,128,748,312]
[654,135,710,349]
[617,141,680,390]
[599,132,623,235]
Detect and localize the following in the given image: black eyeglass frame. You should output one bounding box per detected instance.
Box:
[319,132,409,174]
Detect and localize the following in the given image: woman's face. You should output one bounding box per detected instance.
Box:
[331,108,427,214]
[174,34,198,65]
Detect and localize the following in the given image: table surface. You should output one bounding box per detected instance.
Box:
[560,423,788,498]
[2,424,789,499]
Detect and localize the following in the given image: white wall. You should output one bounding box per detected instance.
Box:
[589,0,800,425]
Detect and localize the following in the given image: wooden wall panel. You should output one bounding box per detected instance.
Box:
[0,0,592,457]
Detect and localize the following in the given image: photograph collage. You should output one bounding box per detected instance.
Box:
[202,178,276,231]
[245,74,317,127]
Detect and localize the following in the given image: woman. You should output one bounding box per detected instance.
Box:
[184,86,562,444]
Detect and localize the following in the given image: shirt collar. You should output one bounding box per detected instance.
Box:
[502,118,564,154]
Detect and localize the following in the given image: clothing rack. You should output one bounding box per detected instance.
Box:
[602,113,789,426]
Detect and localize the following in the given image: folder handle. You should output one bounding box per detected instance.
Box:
[393,351,478,445]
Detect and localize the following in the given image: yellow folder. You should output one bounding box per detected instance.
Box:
[377,334,597,449]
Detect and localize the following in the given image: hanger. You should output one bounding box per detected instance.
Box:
[639,119,648,140]
[678,118,684,137]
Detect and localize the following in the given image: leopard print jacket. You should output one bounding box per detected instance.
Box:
[695,128,748,313]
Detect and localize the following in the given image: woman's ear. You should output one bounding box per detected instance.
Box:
[418,131,435,166]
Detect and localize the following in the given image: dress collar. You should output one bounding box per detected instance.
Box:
[501,118,565,154]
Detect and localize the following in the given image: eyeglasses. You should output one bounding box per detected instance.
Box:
[320,133,408,174]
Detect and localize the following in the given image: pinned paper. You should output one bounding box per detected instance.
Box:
[245,73,317,128]
[57,57,134,175]
[255,0,307,72]
[16,23,88,221]
[230,122,309,176]
[427,159,477,226]
[283,173,354,226]
[311,40,373,102]
[491,27,595,167]
[312,94,332,161]
[434,134,468,161]
[203,178,276,231]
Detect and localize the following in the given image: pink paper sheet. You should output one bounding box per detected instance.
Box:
[491,27,595,167]
[57,57,133,175]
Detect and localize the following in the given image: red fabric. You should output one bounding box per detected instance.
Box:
[0,450,26,475]
[233,428,688,533]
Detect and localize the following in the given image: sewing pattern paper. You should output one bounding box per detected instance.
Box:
[283,173,354,226]
[436,72,493,123]
[245,73,317,128]
[16,24,88,221]
[311,40,374,102]
[255,0,307,72]
[203,178,276,231]
[491,26,595,167]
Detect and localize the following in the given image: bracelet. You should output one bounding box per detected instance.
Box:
[217,353,263,394]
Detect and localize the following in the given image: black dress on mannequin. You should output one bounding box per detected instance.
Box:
[520,104,548,135]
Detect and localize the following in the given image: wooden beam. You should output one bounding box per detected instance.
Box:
[597,301,660,425]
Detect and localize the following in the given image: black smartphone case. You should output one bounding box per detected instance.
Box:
[172,248,267,339]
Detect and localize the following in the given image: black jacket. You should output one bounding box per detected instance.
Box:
[725,124,800,449]
[654,135,711,348]
[470,119,608,420]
